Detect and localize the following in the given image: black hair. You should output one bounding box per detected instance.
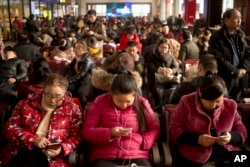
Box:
[182,30,192,40]
[203,30,211,36]
[107,31,117,40]
[125,25,136,35]
[126,40,138,48]
[111,73,147,133]
[222,8,237,21]
[30,58,51,84]
[3,46,14,53]
[199,54,217,73]
[87,9,97,16]
[199,72,226,100]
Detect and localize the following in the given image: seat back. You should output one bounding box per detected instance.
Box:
[237,103,250,144]
[47,59,68,76]
[0,102,11,149]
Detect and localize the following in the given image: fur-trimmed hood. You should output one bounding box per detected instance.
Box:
[91,68,143,91]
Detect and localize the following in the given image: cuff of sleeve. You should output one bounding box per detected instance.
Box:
[229,131,242,145]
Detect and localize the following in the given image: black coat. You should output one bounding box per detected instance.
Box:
[209,27,250,81]
[66,52,96,85]
[0,57,27,82]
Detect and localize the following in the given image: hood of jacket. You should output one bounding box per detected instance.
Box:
[91,68,142,91]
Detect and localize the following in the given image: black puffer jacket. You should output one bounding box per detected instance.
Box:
[0,58,27,82]
[66,52,96,85]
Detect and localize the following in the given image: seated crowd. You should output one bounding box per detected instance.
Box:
[0,8,249,167]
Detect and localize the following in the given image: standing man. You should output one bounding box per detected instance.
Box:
[209,8,250,101]
[193,13,208,37]
[83,9,106,49]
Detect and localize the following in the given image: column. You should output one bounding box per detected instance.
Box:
[160,0,166,20]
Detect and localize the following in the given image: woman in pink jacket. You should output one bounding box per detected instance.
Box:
[169,72,247,167]
[0,73,82,167]
[82,72,160,167]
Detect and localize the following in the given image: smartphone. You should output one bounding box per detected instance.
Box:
[47,143,61,149]
[121,128,132,132]
[219,135,227,139]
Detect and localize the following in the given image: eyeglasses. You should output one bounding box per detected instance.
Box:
[43,91,64,101]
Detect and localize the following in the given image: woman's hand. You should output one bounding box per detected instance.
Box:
[33,136,50,149]
[8,78,17,84]
[164,68,173,75]
[42,146,62,158]
[216,132,231,145]
[198,134,217,147]
[111,126,132,137]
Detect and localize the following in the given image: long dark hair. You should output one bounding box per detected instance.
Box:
[111,72,147,133]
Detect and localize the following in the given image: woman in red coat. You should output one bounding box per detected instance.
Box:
[0,73,82,167]
[117,25,142,53]
[169,72,247,167]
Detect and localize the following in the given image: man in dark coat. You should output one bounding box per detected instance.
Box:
[209,8,250,101]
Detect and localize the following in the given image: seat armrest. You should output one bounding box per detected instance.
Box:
[68,149,84,165]
[68,150,78,164]
[161,142,172,167]
[242,143,250,151]
[151,142,161,167]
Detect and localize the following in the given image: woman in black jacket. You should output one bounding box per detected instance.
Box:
[66,40,96,109]
[147,38,179,107]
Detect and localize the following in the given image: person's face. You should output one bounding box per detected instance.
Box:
[112,92,135,110]
[65,47,75,60]
[88,14,96,23]
[126,46,138,57]
[204,34,211,41]
[200,93,224,111]
[225,10,241,31]
[126,33,134,41]
[162,26,169,34]
[112,24,117,30]
[74,43,86,57]
[43,84,66,108]
[158,43,169,55]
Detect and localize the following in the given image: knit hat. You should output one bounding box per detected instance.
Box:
[59,39,72,51]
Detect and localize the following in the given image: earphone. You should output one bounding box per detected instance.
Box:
[112,102,133,166]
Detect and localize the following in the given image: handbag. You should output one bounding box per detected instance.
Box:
[155,72,181,84]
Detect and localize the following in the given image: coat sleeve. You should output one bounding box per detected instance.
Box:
[61,103,83,156]
[82,101,113,144]
[15,59,28,82]
[169,98,189,142]
[93,23,107,41]
[68,57,95,84]
[4,101,38,150]
[141,99,160,150]
[209,34,239,76]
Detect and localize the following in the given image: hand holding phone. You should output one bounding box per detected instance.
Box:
[121,128,132,132]
[47,143,61,149]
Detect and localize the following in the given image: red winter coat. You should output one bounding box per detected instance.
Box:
[117,32,142,52]
[0,92,82,167]
[169,91,247,164]
[82,93,160,162]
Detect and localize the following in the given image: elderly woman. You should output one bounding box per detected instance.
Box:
[0,73,82,167]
